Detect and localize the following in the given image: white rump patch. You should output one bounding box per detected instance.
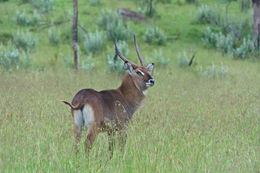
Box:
[74,110,83,133]
[82,104,95,130]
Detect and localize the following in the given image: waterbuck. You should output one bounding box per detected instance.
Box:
[61,36,155,157]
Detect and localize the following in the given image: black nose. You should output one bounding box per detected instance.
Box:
[149,79,155,85]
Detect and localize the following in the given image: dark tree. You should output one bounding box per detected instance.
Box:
[73,0,78,71]
[253,0,260,34]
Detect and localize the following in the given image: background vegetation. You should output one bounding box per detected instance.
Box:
[0,0,259,172]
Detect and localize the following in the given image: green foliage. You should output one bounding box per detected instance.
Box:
[16,10,29,26]
[203,26,256,59]
[186,0,200,4]
[34,0,54,13]
[138,0,157,17]
[153,49,170,67]
[106,21,132,41]
[234,37,256,59]
[48,29,61,46]
[0,42,20,70]
[98,10,132,41]
[90,0,101,6]
[215,32,236,55]
[196,5,220,25]
[107,41,128,74]
[143,26,166,45]
[80,54,95,72]
[202,27,218,47]
[204,63,229,79]
[177,51,190,67]
[84,30,105,54]
[13,30,37,52]
[239,0,251,12]
[16,10,40,26]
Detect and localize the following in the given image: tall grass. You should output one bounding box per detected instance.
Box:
[0,68,259,172]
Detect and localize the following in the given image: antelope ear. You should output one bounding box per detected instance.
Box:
[124,62,134,75]
[147,63,154,72]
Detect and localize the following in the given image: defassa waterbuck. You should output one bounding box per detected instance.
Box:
[61,36,155,157]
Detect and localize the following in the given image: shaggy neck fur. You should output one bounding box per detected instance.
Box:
[118,73,145,114]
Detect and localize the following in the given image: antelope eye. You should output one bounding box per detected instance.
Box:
[136,70,143,76]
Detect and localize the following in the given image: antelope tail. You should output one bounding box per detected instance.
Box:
[60,100,81,110]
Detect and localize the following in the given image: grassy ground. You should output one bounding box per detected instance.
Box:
[0,0,260,172]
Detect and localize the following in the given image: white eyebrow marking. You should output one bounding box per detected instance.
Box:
[137,70,144,76]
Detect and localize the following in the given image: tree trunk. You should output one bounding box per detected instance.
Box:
[253,0,260,34]
[73,0,78,71]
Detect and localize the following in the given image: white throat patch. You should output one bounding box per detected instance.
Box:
[142,90,147,96]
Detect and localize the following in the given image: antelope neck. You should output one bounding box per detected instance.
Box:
[118,74,145,112]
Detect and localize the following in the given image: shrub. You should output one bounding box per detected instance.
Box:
[84,30,105,54]
[98,10,132,41]
[186,0,200,4]
[16,10,40,26]
[16,10,30,26]
[240,0,251,12]
[143,26,166,45]
[202,27,218,47]
[31,10,41,25]
[204,63,229,79]
[13,30,37,52]
[106,21,132,41]
[107,41,129,73]
[34,0,54,13]
[153,49,170,67]
[196,5,220,25]
[0,42,20,70]
[97,10,121,30]
[215,32,236,55]
[90,0,101,6]
[177,51,190,67]
[80,54,95,72]
[138,0,156,17]
[48,29,61,46]
[234,37,256,59]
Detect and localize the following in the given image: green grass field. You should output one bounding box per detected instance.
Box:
[0,0,260,172]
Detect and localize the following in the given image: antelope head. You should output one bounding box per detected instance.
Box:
[115,36,155,92]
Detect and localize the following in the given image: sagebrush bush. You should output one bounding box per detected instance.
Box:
[204,63,229,79]
[215,32,236,55]
[203,26,256,58]
[90,0,101,6]
[138,0,156,17]
[240,0,251,12]
[153,49,170,66]
[196,5,220,25]
[13,30,37,52]
[107,41,129,73]
[98,10,132,41]
[35,0,54,13]
[84,30,105,54]
[186,0,200,4]
[177,51,190,67]
[106,21,132,41]
[234,37,256,59]
[143,26,166,45]
[48,29,61,46]
[0,42,20,70]
[97,10,121,30]
[202,27,218,47]
[16,10,40,26]
[16,10,29,26]
[80,54,95,72]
